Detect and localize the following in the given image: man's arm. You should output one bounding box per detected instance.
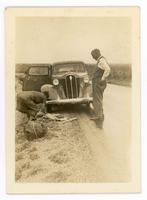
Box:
[99,58,111,80]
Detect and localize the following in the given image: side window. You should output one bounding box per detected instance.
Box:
[28,67,49,75]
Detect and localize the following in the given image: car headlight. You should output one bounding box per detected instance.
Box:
[53,79,59,86]
[84,76,89,83]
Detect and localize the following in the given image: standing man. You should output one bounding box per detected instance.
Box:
[91,49,111,129]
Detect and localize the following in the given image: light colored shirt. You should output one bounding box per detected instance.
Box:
[97,56,111,80]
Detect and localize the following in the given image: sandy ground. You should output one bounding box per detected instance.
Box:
[15,84,131,182]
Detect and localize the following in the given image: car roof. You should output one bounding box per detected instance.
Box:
[28,64,52,67]
[53,61,85,66]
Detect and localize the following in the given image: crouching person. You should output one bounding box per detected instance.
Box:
[17,91,47,119]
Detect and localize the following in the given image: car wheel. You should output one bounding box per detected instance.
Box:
[46,104,52,113]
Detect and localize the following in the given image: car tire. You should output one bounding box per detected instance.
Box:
[46,104,52,113]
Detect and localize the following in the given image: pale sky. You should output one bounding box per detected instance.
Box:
[16,17,131,64]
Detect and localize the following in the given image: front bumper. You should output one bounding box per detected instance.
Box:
[46,97,93,105]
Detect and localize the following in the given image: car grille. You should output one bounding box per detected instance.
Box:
[61,75,80,98]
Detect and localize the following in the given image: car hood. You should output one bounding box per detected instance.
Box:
[52,72,88,79]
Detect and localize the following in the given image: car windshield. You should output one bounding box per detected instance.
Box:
[53,63,85,74]
[29,67,49,75]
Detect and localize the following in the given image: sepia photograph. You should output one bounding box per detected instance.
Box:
[6,7,140,193]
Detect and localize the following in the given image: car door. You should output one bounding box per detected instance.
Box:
[23,65,52,91]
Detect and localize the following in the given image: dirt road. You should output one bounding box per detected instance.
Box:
[15,84,131,182]
[78,84,131,182]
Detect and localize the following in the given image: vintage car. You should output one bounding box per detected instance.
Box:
[22,64,52,91]
[45,61,93,106]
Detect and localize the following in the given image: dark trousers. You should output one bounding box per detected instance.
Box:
[92,79,107,121]
[17,98,45,117]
